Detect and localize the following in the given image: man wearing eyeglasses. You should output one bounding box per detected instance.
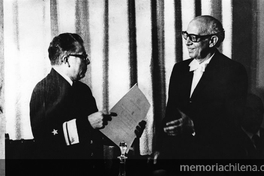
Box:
[30,33,106,160]
[157,15,248,162]
[29,33,145,174]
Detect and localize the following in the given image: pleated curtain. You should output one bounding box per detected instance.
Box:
[2,0,264,157]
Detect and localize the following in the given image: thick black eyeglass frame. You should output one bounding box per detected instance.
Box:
[68,53,90,64]
[182,31,216,42]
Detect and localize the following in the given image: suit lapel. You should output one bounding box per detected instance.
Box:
[182,59,194,99]
[186,69,193,98]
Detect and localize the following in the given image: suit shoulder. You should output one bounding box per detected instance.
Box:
[216,52,246,71]
[32,75,49,92]
[74,81,90,88]
[175,58,193,66]
[74,81,93,94]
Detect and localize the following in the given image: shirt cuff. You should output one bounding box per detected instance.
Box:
[63,119,80,145]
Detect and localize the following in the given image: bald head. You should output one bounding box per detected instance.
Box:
[189,15,225,47]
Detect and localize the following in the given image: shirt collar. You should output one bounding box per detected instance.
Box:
[52,67,73,86]
[189,53,215,72]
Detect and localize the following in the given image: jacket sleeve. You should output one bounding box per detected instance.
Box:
[225,62,248,128]
[30,80,98,146]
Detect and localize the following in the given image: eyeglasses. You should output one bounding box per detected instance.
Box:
[68,53,90,64]
[182,31,215,43]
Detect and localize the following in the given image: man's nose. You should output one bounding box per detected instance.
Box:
[85,58,90,65]
[185,37,193,45]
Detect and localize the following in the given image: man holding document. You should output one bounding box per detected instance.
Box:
[29,33,147,174]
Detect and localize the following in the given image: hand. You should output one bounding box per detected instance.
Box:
[163,109,194,136]
[153,151,160,165]
[134,120,146,138]
[147,150,160,165]
[88,111,117,129]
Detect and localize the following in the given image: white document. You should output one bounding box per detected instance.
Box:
[100,84,150,152]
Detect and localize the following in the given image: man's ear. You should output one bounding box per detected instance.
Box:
[59,55,70,67]
[209,35,218,48]
[60,55,68,63]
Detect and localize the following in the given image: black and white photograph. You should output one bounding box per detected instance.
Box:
[1,0,264,175]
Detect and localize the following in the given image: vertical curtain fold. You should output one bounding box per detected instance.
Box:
[232,0,255,89]
[195,0,202,16]
[135,0,153,155]
[150,0,167,150]
[75,0,92,87]
[103,0,109,112]
[0,0,4,159]
[175,0,183,63]
[211,0,223,52]
[12,0,22,140]
[50,0,58,38]
[128,0,138,88]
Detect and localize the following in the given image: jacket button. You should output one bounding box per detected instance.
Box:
[90,140,93,144]
[91,152,94,157]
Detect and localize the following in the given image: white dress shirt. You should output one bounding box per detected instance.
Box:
[53,66,73,86]
[189,54,214,97]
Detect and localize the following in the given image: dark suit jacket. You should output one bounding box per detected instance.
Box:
[30,68,105,160]
[160,50,248,159]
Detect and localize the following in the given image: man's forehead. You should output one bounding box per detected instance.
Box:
[188,17,211,33]
[187,21,205,34]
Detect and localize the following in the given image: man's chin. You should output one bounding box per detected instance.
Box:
[78,75,85,80]
[79,71,87,79]
[188,53,195,58]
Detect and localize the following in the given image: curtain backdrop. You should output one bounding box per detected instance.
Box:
[1,0,264,158]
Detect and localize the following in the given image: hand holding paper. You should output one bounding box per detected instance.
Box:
[88,111,117,129]
[134,120,146,138]
[100,84,150,152]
